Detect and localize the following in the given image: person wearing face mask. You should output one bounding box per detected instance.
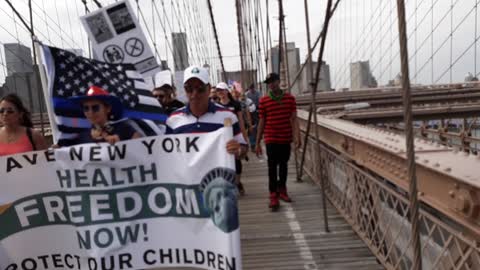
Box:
[0,94,48,156]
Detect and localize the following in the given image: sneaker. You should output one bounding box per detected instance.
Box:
[237,182,246,196]
[269,192,280,211]
[278,187,292,202]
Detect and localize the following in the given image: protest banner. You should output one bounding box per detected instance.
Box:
[0,128,242,270]
[80,0,160,77]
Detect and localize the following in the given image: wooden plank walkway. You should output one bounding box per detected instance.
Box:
[238,155,383,270]
[154,155,383,270]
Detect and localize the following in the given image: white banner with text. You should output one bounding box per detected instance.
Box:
[0,128,241,270]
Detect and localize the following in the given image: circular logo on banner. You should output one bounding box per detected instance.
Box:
[124,37,144,57]
[199,167,238,233]
[102,45,124,64]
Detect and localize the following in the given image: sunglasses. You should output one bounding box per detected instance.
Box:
[0,108,16,114]
[185,84,207,94]
[82,104,101,113]
[154,94,165,100]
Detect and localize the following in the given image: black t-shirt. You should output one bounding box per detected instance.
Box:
[220,100,242,114]
[164,99,185,115]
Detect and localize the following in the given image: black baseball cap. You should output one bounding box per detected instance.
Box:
[263,73,280,84]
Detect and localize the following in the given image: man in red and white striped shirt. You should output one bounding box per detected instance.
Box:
[255,73,301,211]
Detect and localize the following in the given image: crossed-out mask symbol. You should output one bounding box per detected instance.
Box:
[124,37,144,57]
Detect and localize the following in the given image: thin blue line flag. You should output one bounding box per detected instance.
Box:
[39,44,166,146]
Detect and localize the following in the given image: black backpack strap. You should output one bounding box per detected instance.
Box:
[26,128,37,151]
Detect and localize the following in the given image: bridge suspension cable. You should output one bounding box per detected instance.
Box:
[396,0,422,268]
[325,0,480,90]
[206,0,226,81]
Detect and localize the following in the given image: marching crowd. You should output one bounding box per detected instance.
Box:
[0,65,300,211]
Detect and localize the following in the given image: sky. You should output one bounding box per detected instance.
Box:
[0,0,478,89]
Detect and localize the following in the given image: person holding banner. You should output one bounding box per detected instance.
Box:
[0,94,48,156]
[64,86,142,146]
[166,65,248,169]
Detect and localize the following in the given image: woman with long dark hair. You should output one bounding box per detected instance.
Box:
[0,93,48,156]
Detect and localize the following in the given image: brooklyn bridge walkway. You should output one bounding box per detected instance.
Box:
[237,155,383,270]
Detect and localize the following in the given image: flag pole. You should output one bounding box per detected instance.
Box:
[33,39,59,144]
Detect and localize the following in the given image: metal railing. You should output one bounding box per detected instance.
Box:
[298,132,480,270]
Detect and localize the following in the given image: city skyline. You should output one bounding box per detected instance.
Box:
[0,1,477,89]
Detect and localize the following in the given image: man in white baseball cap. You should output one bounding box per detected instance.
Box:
[166,66,248,168]
[183,65,210,85]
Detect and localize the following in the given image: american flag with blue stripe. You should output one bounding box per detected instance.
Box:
[39,44,166,145]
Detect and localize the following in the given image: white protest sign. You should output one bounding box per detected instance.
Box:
[80,0,160,77]
[0,128,241,270]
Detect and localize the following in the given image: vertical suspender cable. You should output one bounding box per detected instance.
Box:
[431,0,434,83]
[28,0,46,136]
[81,0,92,58]
[303,0,330,233]
[396,0,423,269]
[415,0,418,82]
[450,0,453,83]
[206,0,226,81]
[277,0,284,76]
[475,0,478,77]
[255,0,264,90]
[151,0,157,65]
[297,0,341,182]
[265,0,272,76]
[309,0,340,233]
[282,19,291,92]
[236,0,246,85]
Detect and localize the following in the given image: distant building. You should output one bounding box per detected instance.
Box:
[172,32,189,71]
[1,43,44,113]
[4,43,33,75]
[299,60,332,93]
[267,42,301,95]
[350,61,377,90]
